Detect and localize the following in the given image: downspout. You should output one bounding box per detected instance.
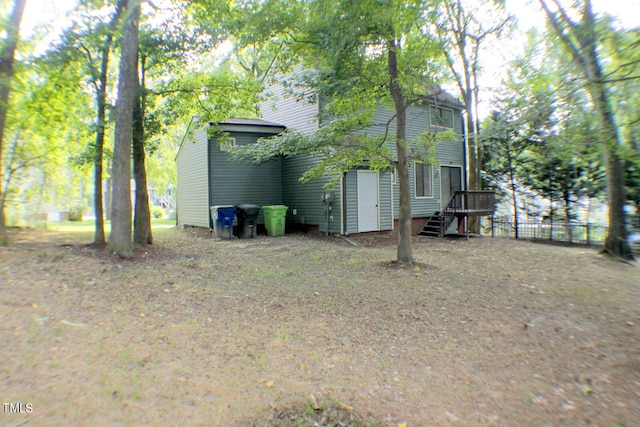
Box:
[462,109,469,192]
[207,123,213,232]
[391,168,395,231]
[342,172,347,235]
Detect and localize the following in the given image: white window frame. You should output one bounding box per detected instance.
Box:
[220,137,236,152]
[430,106,454,129]
[414,162,434,198]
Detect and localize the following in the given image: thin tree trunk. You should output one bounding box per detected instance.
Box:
[133,55,152,245]
[540,0,632,259]
[108,0,141,256]
[93,51,109,244]
[507,150,518,239]
[388,37,413,263]
[93,0,126,245]
[0,0,27,246]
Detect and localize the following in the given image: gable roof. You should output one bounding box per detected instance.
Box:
[421,85,465,109]
[216,118,286,128]
[214,118,286,134]
[176,117,287,161]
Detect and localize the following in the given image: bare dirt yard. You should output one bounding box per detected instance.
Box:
[1,226,639,426]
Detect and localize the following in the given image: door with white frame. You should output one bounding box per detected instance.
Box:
[357,170,379,232]
[440,166,463,209]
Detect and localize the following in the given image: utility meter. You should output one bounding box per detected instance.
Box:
[322,191,335,204]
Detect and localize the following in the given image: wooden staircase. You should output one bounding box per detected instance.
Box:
[419,211,454,237]
[419,190,496,238]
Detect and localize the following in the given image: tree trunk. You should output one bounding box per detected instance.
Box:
[580,3,631,259]
[0,0,27,246]
[133,55,152,245]
[540,0,632,259]
[388,38,413,263]
[465,91,481,234]
[108,0,141,256]
[93,50,109,245]
[93,0,126,245]
[508,151,519,239]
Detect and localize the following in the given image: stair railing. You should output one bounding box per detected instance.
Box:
[439,191,463,237]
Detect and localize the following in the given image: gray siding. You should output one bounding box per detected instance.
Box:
[343,169,393,234]
[379,170,393,230]
[344,170,358,234]
[257,78,465,232]
[259,71,339,232]
[388,102,465,219]
[259,75,319,135]
[281,154,341,234]
[176,125,210,228]
[210,132,283,223]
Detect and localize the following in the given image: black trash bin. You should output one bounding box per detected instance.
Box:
[235,204,261,238]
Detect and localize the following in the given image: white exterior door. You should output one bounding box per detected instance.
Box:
[357,170,379,232]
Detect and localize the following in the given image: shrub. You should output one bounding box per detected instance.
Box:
[151,206,165,219]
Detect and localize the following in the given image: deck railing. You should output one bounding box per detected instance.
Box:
[443,190,496,214]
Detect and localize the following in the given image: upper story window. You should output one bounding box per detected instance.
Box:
[220,137,236,152]
[415,163,433,198]
[430,106,454,129]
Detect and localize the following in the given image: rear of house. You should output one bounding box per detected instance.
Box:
[176,84,467,236]
[260,80,467,235]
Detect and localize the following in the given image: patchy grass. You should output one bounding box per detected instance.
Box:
[1,227,639,426]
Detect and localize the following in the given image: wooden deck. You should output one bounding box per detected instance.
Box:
[419,191,496,238]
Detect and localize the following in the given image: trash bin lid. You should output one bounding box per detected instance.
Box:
[211,205,235,211]
[262,205,288,213]
[236,204,261,215]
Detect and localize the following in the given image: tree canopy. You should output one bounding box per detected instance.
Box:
[0,0,637,261]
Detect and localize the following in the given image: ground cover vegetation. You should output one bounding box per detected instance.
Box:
[1,226,639,425]
[1,0,639,422]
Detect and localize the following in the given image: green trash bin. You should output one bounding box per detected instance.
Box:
[262,205,288,236]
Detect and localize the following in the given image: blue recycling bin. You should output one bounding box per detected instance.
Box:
[210,205,236,240]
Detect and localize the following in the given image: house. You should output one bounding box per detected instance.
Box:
[176,118,285,229]
[176,84,493,236]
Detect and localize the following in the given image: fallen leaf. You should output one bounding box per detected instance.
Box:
[60,320,85,327]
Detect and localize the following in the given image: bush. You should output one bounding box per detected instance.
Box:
[151,206,165,219]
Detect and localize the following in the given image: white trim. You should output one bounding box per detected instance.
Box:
[218,124,284,134]
[390,169,395,230]
[220,137,236,152]
[430,105,454,129]
[439,164,464,211]
[340,173,345,235]
[414,162,434,199]
[357,170,380,232]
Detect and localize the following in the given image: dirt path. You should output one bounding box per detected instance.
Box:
[1,227,639,426]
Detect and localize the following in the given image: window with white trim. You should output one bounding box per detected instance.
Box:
[220,137,236,152]
[415,163,433,198]
[430,106,454,128]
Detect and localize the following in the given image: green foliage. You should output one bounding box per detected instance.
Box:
[150,205,165,219]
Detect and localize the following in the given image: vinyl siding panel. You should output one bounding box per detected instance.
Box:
[344,169,393,233]
[379,170,393,230]
[209,132,283,223]
[281,155,341,234]
[259,77,319,135]
[344,170,358,234]
[389,102,465,218]
[176,126,210,228]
